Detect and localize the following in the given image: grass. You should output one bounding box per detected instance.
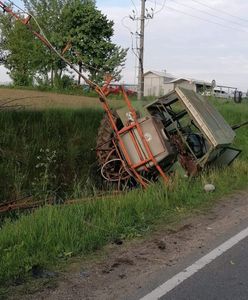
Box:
[2,84,114,101]
[0,109,103,203]
[0,98,247,290]
[0,83,100,97]
[0,86,126,110]
[0,84,154,102]
[213,100,248,159]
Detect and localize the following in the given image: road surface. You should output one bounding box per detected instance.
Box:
[140,227,248,300]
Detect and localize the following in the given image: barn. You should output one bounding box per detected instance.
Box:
[144,71,213,97]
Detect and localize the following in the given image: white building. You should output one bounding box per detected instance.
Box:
[144,71,213,97]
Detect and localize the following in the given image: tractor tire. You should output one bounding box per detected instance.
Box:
[96,111,119,165]
[96,112,125,182]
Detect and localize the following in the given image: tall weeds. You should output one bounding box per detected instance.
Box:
[0,109,103,202]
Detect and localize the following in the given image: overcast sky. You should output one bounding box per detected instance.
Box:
[1,0,248,91]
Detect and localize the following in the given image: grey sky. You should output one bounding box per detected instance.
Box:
[1,0,248,90]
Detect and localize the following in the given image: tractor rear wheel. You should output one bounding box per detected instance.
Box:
[95,112,133,190]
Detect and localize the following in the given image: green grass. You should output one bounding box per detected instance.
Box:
[0,100,248,289]
[213,100,248,160]
[0,109,103,203]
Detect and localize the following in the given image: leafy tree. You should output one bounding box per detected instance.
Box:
[61,0,127,83]
[0,13,45,86]
[0,23,7,65]
[0,0,127,87]
[0,9,53,86]
[23,0,71,86]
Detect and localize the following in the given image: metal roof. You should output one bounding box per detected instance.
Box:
[144,70,175,79]
[144,70,212,86]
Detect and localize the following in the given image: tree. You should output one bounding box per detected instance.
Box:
[23,0,71,86]
[0,12,46,86]
[60,0,127,83]
[0,26,7,65]
[0,0,127,87]
[0,8,54,86]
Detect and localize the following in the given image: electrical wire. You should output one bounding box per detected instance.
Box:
[145,17,150,28]
[132,33,140,60]
[170,0,248,29]
[121,15,134,34]
[121,15,140,61]
[165,5,248,33]
[121,16,139,63]
[147,0,248,34]
[6,0,24,12]
[153,0,166,15]
[153,0,157,14]
[189,0,248,24]
[130,0,138,15]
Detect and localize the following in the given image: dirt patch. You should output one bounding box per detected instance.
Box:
[0,88,122,110]
[12,190,248,300]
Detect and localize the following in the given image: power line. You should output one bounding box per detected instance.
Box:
[121,16,139,60]
[152,0,157,14]
[189,0,248,24]
[130,0,138,15]
[121,14,141,86]
[165,5,248,33]
[170,0,248,29]
[153,0,166,15]
[6,0,24,12]
[147,0,248,34]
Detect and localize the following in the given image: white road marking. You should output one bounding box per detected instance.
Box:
[140,226,248,300]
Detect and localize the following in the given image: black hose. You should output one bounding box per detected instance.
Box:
[232,120,248,130]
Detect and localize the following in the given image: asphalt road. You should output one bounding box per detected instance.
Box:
[137,226,248,300]
[162,236,248,300]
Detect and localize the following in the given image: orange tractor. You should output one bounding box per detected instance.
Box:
[0,1,247,193]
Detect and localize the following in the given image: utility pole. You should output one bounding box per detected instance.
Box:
[129,1,153,100]
[137,0,146,101]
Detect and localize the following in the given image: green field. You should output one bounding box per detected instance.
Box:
[0,98,248,290]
